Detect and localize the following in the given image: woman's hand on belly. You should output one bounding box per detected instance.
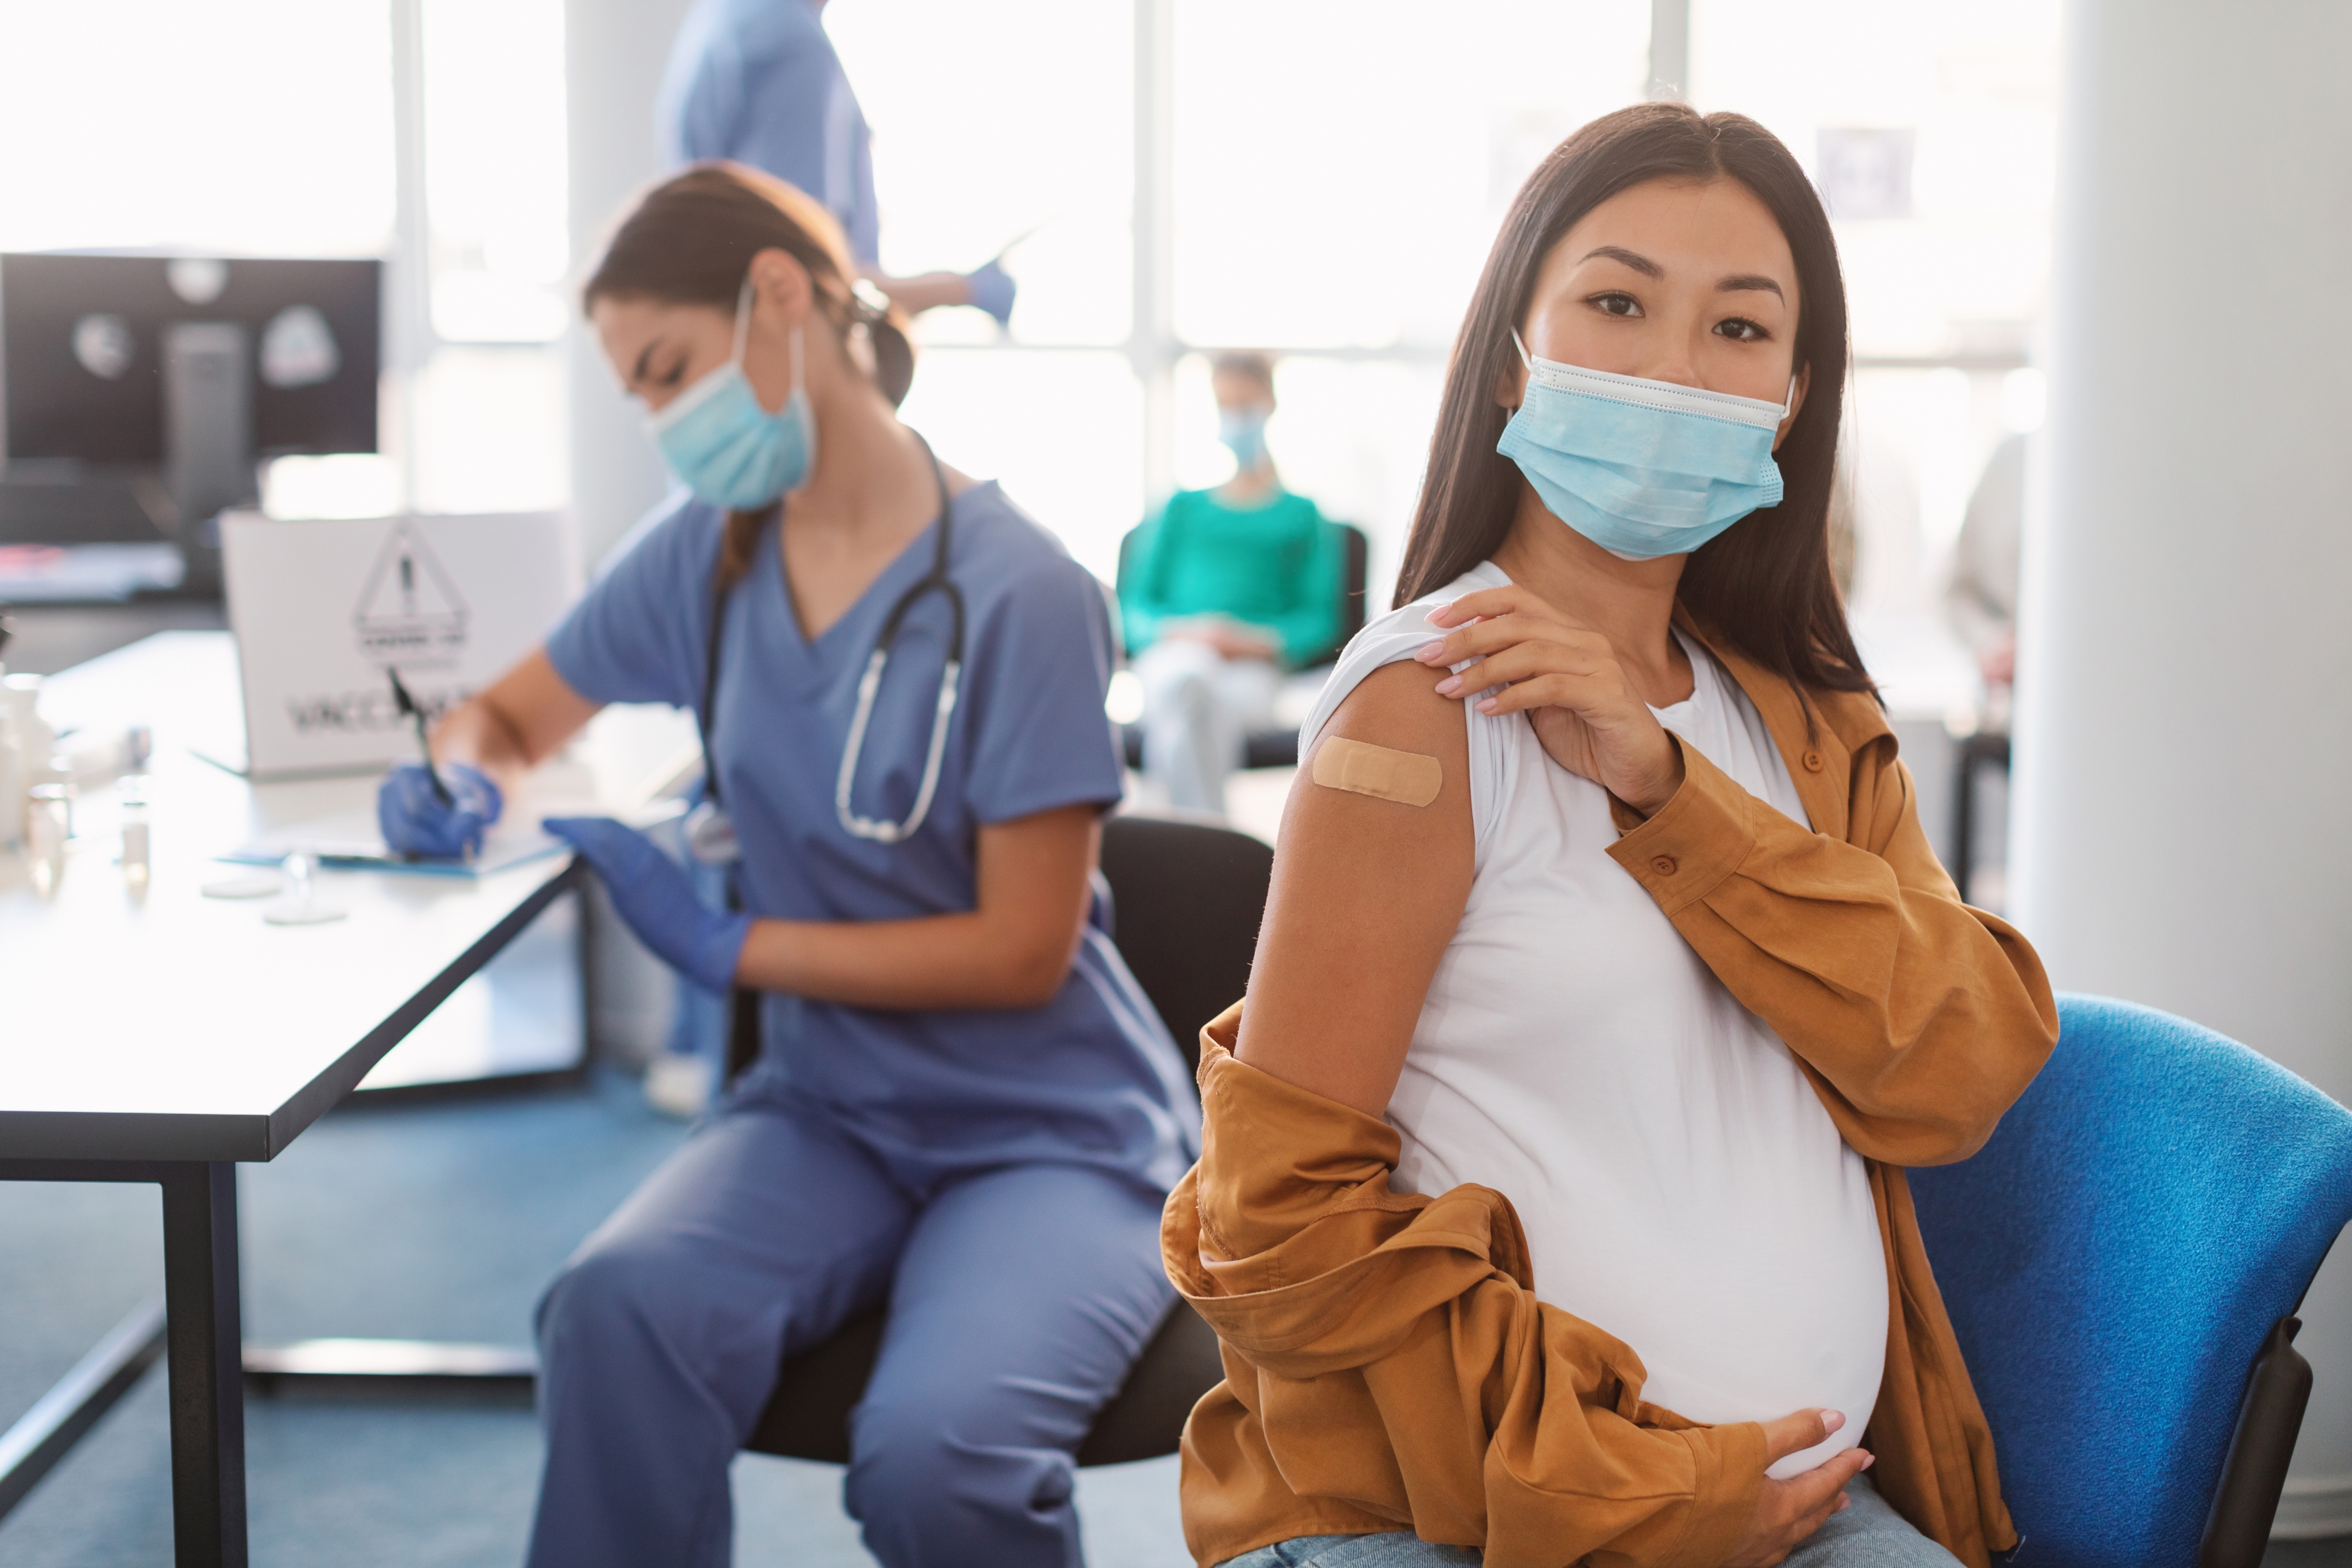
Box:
[1725,1408,1873,1567]
[1418,584,1685,815]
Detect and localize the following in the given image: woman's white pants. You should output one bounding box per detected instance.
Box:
[1135,639,1281,814]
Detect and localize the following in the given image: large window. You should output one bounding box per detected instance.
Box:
[419,0,570,346]
[405,0,570,515]
[1,0,2060,673]
[0,2,397,258]
[1167,1,1649,353]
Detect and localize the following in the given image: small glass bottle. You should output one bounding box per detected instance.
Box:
[120,724,153,793]
[119,788,151,894]
[116,727,154,895]
[0,710,21,858]
[27,782,69,898]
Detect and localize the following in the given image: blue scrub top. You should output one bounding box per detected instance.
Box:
[660,0,880,265]
[547,483,1200,1196]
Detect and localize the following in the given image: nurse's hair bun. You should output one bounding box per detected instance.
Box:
[845,279,916,410]
[584,162,916,409]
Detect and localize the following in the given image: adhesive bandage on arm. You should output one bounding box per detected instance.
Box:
[1311,737,1442,807]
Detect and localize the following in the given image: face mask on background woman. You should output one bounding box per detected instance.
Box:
[650,277,818,509]
[1218,407,1270,471]
[1496,329,1790,560]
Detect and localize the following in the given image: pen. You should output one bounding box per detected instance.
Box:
[386,667,453,806]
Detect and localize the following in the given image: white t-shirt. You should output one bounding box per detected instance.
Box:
[1298,561,1886,1478]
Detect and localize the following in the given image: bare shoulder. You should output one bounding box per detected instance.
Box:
[1319,657,1468,761]
[1293,658,1471,830]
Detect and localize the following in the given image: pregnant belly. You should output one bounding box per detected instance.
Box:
[1393,1089,1889,1482]
[1516,1146,1889,1479]
[1391,921,1892,1478]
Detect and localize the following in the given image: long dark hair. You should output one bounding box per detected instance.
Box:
[1396,103,1870,698]
[583,162,916,593]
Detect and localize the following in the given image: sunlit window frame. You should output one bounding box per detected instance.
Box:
[916,0,2026,532]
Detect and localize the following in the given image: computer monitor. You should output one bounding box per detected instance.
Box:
[0,253,381,594]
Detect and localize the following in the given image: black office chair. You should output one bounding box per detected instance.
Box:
[735,813,1271,1466]
[1948,728,2010,906]
[1117,520,1371,771]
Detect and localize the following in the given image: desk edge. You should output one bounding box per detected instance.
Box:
[262,859,586,1158]
[0,859,583,1165]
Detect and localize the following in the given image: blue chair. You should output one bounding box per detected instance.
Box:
[1912,994,2352,1567]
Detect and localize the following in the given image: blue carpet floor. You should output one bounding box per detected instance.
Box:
[0,1072,1191,1567]
[1,1071,2341,1566]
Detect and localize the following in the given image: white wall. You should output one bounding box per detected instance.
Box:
[2013,0,2352,1532]
[564,0,697,569]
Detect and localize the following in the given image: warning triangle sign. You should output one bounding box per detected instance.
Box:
[353,519,470,665]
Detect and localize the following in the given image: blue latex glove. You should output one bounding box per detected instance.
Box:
[543,817,752,997]
[377,760,503,859]
[962,258,1017,327]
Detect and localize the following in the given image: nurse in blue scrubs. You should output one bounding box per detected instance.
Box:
[373,162,1196,1568]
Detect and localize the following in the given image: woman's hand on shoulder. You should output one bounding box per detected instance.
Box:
[1419,586,1684,815]
[1235,660,1472,1117]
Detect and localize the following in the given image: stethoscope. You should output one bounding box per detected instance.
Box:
[683,436,964,865]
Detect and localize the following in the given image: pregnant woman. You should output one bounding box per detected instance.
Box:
[1164,105,2057,1568]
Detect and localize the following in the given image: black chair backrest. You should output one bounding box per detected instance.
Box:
[1098,814,1273,1069]
[740,811,1268,1469]
[1335,522,1370,647]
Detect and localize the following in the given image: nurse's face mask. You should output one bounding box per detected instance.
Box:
[1496,328,1792,561]
[649,277,817,510]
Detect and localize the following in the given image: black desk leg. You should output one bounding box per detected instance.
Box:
[159,1164,247,1568]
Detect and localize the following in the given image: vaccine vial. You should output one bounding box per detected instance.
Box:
[27,783,69,898]
[119,726,155,803]
[120,789,151,894]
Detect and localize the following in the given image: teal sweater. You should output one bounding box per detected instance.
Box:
[1117,489,1345,670]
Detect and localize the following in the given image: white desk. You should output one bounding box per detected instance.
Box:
[0,630,695,1564]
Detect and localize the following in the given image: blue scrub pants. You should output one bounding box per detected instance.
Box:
[524,1099,1175,1568]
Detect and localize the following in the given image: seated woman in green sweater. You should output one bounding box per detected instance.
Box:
[1118,353,1345,814]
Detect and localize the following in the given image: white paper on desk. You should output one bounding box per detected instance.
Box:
[220,797,687,878]
[221,509,581,778]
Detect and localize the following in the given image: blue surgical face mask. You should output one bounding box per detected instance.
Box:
[1218,407,1269,471]
[649,279,817,510]
[1496,329,1791,561]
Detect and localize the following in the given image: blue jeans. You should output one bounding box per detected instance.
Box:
[527,1100,1174,1568]
[1215,1474,1963,1568]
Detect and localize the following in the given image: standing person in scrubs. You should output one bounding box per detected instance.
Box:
[373,163,1195,1568]
[1118,352,1347,814]
[661,0,1016,324]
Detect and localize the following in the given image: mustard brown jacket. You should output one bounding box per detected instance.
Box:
[1162,614,2060,1568]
